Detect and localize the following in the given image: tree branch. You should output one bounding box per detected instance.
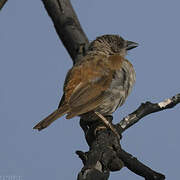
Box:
[41,0,89,63]
[116,149,165,180]
[117,93,180,132]
[77,115,166,180]
[0,0,8,10]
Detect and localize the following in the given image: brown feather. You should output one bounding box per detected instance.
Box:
[108,55,124,70]
[33,105,69,131]
[66,92,106,119]
[63,54,109,103]
[60,55,124,119]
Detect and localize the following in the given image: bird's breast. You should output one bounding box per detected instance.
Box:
[97,60,136,115]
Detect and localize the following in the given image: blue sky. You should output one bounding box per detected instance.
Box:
[0,0,179,180]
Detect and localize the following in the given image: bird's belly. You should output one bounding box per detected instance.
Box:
[95,68,132,115]
[95,60,135,116]
[96,86,126,115]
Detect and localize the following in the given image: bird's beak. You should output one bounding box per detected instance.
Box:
[126,41,139,50]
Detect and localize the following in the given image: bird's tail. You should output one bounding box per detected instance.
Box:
[33,106,68,131]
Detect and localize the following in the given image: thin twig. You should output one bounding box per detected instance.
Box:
[117,93,180,132]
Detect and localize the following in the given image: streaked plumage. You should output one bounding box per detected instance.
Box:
[33,35,137,131]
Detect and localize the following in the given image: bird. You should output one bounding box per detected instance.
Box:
[33,35,138,135]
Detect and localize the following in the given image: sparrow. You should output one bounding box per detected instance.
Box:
[33,35,138,135]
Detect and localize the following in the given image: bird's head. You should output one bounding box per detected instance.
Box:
[89,34,138,57]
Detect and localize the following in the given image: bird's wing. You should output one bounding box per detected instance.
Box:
[62,54,124,118]
[66,74,112,118]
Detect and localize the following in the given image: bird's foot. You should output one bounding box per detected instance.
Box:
[94,111,121,140]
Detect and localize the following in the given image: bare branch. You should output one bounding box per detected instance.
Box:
[118,93,180,132]
[77,117,165,180]
[116,148,165,180]
[41,0,89,63]
[0,0,8,10]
